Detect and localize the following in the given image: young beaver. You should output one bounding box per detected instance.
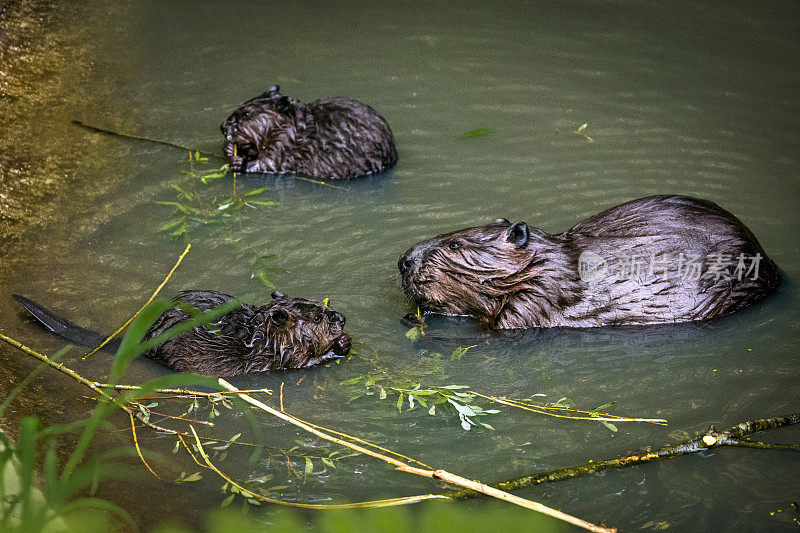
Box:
[13,290,352,377]
[399,195,780,329]
[221,85,398,180]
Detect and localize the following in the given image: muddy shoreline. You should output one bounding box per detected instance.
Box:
[0,0,97,252]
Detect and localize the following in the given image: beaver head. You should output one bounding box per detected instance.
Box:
[398,220,579,329]
[220,85,301,165]
[264,291,352,369]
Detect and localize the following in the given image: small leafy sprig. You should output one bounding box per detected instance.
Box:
[340,356,499,431]
[158,151,278,239]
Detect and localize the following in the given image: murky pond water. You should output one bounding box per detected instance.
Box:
[1,0,799,530]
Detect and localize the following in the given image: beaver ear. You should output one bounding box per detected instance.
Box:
[506,222,529,249]
[494,218,510,225]
[269,308,289,327]
[271,291,285,300]
[274,95,293,114]
[268,84,280,94]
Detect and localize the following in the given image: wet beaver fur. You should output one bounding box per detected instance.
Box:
[221,85,397,180]
[399,195,780,329]
[14,290,352,377]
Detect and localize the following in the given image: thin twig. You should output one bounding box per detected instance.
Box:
[95,383,272,398]
[72,120,348,190]
[132,404,214,427]
[470,392,667,425]
[284,413,433,470]
[84,243,191,358]
[129,411,163,480]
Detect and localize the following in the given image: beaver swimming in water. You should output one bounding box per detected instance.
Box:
[221,85,397,180]
[13,290,352,376]
[399,195,780,329]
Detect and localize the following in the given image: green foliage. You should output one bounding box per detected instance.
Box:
[152,501,566,532]
[460,128,493,138]
[158,151,278,240]
[340,348,499,431]
[0,299,262,532]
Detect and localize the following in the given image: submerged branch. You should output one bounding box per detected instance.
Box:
[444,411,800,500]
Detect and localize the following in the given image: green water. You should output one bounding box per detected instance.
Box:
[1,0,798,530]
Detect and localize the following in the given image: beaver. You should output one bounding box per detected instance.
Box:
[13,290,352,376]
[398,195,780,329]
[220,85,398,180]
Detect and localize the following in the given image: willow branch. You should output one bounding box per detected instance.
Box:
[217,379,614,533]
[470,392,667,425]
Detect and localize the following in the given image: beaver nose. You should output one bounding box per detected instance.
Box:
[399,255,414,274]
[331,311,345,326]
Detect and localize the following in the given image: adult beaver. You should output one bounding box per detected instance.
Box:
[14,290,352,376]
[399,195,780,329]
[221,85,397,180]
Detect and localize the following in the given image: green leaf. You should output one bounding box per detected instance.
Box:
[304,457,313,474]
[601,421,618,432]
[378,387,387,400]
[220,494,235,508]
[246,200,279,206]
[181,472,202,482]
[461,128,492,138]
[158,218,185,232]
[405,327,422,340]
[243,187,267,196]
[396,393,404,413]
[428,405,436,416]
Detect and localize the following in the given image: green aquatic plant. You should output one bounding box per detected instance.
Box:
[158,151,278,239]
[339,347,499,431]
[461,127,493,138]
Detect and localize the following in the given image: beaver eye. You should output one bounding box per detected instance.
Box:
[243,111,252,119]
[448,241,462,250]
[312,315,322,323]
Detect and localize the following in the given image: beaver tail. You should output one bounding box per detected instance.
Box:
[12,294,120,353]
